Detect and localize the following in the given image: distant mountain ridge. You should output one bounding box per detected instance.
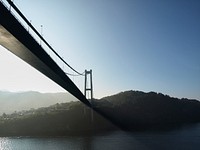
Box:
[0,91,77,114]
[101,90,198,103]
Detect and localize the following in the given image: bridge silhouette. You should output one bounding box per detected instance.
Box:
[0,0,123,129]
[0,0,91,106]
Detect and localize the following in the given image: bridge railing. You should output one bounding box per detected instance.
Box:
[0,0,56,61]
[0,0,84,91]
[0,0,43,49]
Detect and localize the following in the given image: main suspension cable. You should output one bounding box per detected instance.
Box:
[6,0,84,76]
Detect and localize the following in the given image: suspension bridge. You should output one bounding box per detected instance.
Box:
[0,0,93,105]
[0,0,125,130]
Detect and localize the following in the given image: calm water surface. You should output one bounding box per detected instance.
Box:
[1,124,200,150]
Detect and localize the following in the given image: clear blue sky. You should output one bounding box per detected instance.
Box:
[0,0,200,99]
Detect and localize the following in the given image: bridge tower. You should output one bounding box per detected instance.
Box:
[84,69,93,100]
[84,69,94,122]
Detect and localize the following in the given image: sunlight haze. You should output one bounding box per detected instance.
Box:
[0,46,65,93]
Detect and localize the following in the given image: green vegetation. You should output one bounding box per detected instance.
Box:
[0,90,200,136]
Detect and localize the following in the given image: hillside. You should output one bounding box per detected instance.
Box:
[0,101,115,136]
[0,90,200,136]
[97,91,200,130]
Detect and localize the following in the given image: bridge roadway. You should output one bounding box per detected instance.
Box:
[0,1,91,106]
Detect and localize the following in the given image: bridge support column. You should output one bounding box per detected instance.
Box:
[84,69,94,122]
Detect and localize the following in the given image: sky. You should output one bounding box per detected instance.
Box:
[0,0,200,100]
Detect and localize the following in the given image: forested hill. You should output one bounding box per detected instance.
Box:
[0,90,200,136]
[96,90,200,129]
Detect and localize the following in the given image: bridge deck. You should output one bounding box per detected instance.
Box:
[0,2,90,106]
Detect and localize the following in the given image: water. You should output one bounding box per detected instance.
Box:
[1,124,200,150]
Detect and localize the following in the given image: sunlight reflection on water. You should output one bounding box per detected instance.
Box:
[0,138,11,150]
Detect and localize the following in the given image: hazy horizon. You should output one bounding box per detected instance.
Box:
[0,89,199,101]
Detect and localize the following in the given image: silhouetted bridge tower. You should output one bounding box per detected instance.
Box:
[84,69,93,100]
[84,69,94,122]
